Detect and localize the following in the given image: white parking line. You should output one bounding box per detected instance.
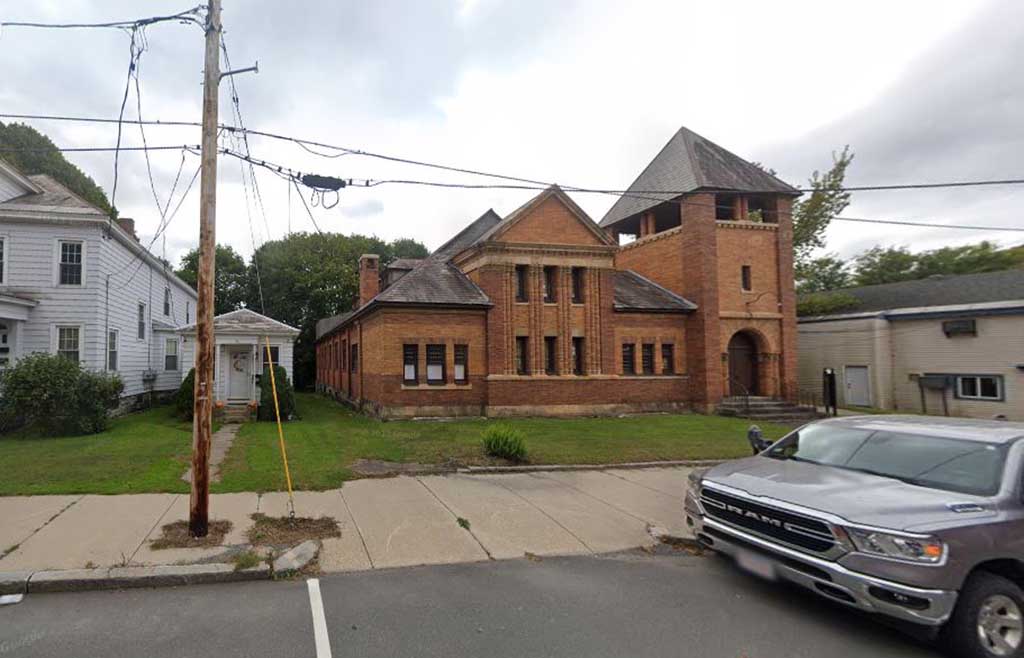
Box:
[306,578,333,658]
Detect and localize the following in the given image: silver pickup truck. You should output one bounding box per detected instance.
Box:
[685,415,1024,658]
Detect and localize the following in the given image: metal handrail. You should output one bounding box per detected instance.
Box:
[726,376,751,417]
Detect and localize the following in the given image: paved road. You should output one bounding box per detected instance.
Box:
[0,549,940,658]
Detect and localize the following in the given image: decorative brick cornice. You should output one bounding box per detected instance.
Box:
[715,220,778,231]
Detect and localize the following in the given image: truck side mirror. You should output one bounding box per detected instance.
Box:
[747,425,772,454]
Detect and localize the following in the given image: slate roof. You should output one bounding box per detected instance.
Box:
[614,270,697,313]
[0,174,106,214]
[179,308,300,336]
[316,310,355,339]
[430,209,503,261]
[600,127,800,228]
[809,269,1024,314]
[374,259,491,306]
[386,258,425,271]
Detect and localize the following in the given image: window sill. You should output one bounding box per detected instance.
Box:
[401,383,473,391]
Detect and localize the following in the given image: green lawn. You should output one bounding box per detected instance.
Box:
[0,405,193,496]
[0,393,793,496]
[213,393,792,493]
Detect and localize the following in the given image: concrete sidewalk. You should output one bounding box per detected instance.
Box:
[0,467,692,574]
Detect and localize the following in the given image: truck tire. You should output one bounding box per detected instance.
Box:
[945,571,1024,658]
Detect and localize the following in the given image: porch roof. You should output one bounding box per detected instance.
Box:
[178,308,299,337]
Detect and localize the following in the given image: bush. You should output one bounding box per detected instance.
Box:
[0,353,123,436]
[176,368,196,420]
[482,425,528,462]
[258,365,297,421]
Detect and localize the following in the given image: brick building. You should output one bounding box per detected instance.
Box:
[315,127,800,417]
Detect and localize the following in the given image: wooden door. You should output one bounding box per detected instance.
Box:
[727,332,758,396]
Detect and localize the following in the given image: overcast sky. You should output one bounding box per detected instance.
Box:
[2,0,1021,266]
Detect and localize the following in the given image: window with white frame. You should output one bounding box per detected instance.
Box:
[137,303,146,339]
[956,375,1002,401]
[57,326,81,363]
[165,338,179,371]
[0,237,6,285]
[107,329,119,371]
[262,345,280,368]
[58,241,83,285]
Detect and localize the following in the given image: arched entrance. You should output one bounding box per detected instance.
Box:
[727,331,759,396]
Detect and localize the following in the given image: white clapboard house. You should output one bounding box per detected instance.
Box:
[0,157,296,410]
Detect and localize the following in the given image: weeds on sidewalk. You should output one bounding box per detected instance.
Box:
[457,517,471,530]
[231,549,263,571]
[150,520,233,550]
[246,514,340,547]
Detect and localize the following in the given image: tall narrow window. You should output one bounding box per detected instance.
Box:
[58,241,83,285]
[185,301,191,324]
[163,288,171,316]
[454,344,468,384]
[571,337,585,375]
[341,340,347,370]
[426,344,446,384]
[515,265,529,302]
[350,344,358,373]
[741,265,752,292]
[403,344,419,384]
[661,344,675,374]
[57,326,80,363]
[107,329,119,371]
[641,343,655,374]
[571,267,585,304]
[543,266,557,303]
[622,343,636,375]
[165,338,179,371]
[515,336,529,375]
[0,237,6,284]
[137,303,146,339]
[544,336,557,375]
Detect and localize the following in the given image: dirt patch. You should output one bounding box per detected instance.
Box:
[150,520,233,550]
[350,458,452,478]
[246,513,340,547]
[659,534,705,556]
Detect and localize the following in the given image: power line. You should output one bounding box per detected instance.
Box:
[0,144,199,153]
[0,6,204,31]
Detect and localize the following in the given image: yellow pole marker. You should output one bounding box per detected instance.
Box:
[265,335,295,517]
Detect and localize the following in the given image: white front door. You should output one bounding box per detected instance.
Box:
[844,366,871,407]
[228,349,251,400]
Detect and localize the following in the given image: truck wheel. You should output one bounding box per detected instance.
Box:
[945,571,1024,658]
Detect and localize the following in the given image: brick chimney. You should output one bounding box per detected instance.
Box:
[358,254,381,307]
[116,217,138,240]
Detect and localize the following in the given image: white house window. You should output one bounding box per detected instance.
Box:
[0,237,6,285]
[0,322,10,368]
[57,326,81,363]
[956,375,1002,401]
[163,288,171,316]
[58,241,83,285]
[165,338,179,371]
[262,345,280,368]
[107,330,119,371]
[137,303,146,339]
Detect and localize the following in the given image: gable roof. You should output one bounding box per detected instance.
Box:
[474,185,615,247]
[179,308,300,336]
[386,258,425,271]
[0,173,106,215]
[431,209,503,261]
[600,126,800,228]
[316,310,355,340]
[374,259,491,306]
[811,269,1024,315]
[614,270,697,313]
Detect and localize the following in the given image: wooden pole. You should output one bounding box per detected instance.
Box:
[189,0,221,538]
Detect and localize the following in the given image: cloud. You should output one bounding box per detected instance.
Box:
[339,198,383,218]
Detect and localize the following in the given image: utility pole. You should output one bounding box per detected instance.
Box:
[190,0,221,538]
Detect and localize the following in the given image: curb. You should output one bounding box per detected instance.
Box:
[12,563,272,595]
[458,459,724,475]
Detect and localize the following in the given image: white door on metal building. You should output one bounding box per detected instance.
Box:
[844,366,871,407]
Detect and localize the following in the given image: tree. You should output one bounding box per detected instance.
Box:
[796,254,850,293]
[0,122,114,216]
[912,241,1019,278]
[792,146,854,269]
[851,246,918,286]
[247,232,429,389]
[176,244,248,316]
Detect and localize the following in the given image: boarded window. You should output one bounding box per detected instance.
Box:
[426,344,446,384]
[622,343,636,375]
[543,266,557,303]
[57,326,80,363]
[403,344,418,383]
[58,241,83,285]
[661,344,674,374]
[515,265,529,302]
[515,336,529,375]
[641,343,655,374]
[454,344,468,384]
[544,336,557,375]
[571,267,585,303]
